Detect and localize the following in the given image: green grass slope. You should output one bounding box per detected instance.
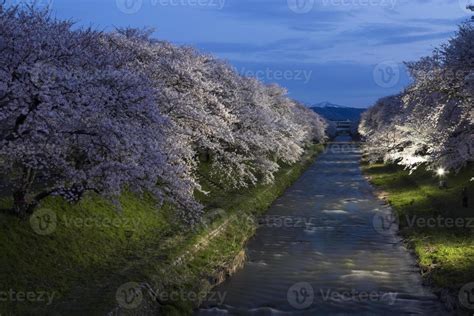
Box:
[362,162,474,311]
[0,144,324,315]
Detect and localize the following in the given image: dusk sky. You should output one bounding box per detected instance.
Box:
[22,0,474,107]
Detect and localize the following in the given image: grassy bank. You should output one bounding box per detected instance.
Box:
[0,144,323,315]
[362,162,474,311]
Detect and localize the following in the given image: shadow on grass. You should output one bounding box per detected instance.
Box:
[0,144,324,315]
[364,162,474,296]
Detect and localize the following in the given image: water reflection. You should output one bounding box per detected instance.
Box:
[196,137,446,315]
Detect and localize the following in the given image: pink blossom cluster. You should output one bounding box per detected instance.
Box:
[0,6,326,221]
[359,23,474,173]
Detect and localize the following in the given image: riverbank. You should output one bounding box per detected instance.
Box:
[362,162,474,313]
[196,137,444,314]
[0,144,323,315]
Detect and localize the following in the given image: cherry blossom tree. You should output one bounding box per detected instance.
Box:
[0,5,326,221]
[0,6,199,218]
[106,30,326,190]
[359,21,474,172]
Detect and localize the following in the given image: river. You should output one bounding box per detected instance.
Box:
[196,136,446,315]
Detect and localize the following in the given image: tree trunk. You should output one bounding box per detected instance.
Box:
[12,190,36,218]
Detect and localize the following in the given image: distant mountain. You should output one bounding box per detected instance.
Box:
[312,101,348,109]
[310,102,365,122]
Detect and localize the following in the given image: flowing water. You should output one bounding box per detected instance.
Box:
[196,137,446,315]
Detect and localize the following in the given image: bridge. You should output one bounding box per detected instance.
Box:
[334,120,353,135]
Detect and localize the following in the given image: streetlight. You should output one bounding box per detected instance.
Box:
[437,168,447,189]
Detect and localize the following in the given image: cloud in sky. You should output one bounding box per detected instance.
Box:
[43,0,474,106]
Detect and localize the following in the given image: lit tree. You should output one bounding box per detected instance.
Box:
[0,6,326,221]
[359,22,474,172]
[106,30,327,189]
[0,6,199,217]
